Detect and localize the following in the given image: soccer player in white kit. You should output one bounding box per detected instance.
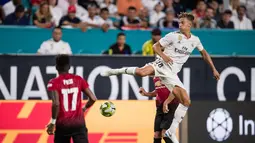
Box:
[101,13,220,143]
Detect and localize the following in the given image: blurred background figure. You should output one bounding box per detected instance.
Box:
[142,28,161,56]
[117,0,143,16]
[231,5,252,30]
[119,6,141,29]
[149,2,165,27]
[192,1,206,19]
[59,5,86,32]
[37,27,72,55]
[105,32,132,55]
[99,0,118,17]
[48,0,63,26]
[217,9,234,29]
[99,7,115,29]
[158,9,178,29]
[199,7,217,29]
[2,0,22,17]
[33,2,53,28]
[3,4,29,25]
[82,4,109,31]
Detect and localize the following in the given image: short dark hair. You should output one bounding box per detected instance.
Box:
[224,9,232,15]
[151,28,161,35]
[56,54,70,72]
[52,26,62,33]
[15,5,25,13]
[178,12,195,22]
[237,5,246,11]
[128,6,137,11]
[100,7,109,13]
[117,32,125,38]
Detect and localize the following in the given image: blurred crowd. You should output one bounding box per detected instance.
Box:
[0,0,255,31]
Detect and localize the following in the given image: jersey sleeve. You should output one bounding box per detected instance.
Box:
[47,79,57,91]
[159,33,174,47]
[196,37,204,51]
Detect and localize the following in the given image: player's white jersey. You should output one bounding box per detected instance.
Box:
[158,31,204,73]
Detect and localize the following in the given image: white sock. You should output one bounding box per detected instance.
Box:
[169,134,179,143]
[117,67,137,75]
[167,104,188,143]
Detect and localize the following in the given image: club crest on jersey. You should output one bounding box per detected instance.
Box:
[155,81,161,87]
[178,35,182,41]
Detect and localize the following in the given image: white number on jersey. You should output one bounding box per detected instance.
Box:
[61,87,78,111]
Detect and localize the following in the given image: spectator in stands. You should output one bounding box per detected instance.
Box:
[106,32,132,55]
[58,0,88,20]
[3,4,29,25]
[157,9,178,29]
[78,0,99,10]
[173,0,185,16]
[33,2,53,28]
[229,0,240,17]
[82,4,108,31]
[138,7,149,29]
[37,27,72,54]
[149,2,165,27]
[217,10,234,29]
[117,0,143,16]
[162,0,174,12]
[119,6,141,29]
[59,5,87,31]
[199,7,217,29]
[100,0,118,17]
[100,8,115,29]
[2,0,22,17]
[142,0,160,14]
[31,0,45,7]
[208,0,221,21]
[231,5,252,30]
[142,28,161,56]
[48,0,63,26]
[192,1,206,19]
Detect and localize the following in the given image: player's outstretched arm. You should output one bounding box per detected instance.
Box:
[153,42,173,64]
[139,87,157,97]
[200,49,220,80]
[83,88,97,112]
[47,91,60,135]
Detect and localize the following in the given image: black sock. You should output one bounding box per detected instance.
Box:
[163,137,173,143]
[154,138,162,143]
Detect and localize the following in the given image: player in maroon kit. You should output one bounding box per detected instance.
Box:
[139,77,179,143]
[46,54,97,143]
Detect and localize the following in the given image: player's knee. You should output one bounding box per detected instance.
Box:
[154,131,162,138]
[183,99,191,107]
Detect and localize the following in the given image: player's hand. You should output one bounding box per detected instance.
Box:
[213,69,220,81]
[162,54,173,65]
[46,123,55,135]
[163,103,169,113]
[82,106,87,112]
[139,87,146,96]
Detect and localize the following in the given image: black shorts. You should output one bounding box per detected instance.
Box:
[154,103,179,132]
[54,125,88,143]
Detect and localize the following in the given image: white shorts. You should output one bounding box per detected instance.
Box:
[147,59,185,92]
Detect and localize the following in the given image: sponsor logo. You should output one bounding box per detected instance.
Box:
[207,108,233,142]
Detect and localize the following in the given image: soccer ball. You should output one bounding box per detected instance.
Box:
[206,108,233,142]
[100,101,116,117]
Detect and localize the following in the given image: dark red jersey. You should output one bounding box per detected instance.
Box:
[47,73,89,129]
[153,77,179,106]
